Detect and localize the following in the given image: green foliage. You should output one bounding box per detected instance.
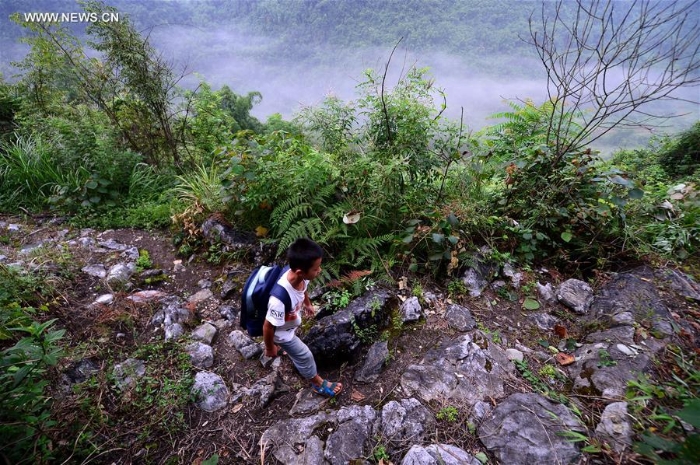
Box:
[447,279,466,298]
[135,249,152,271]
[323,289,351,312]
[173,161,228,217]
[643,183,699,260]
[606,138,699,260]
[66,341,195,462]
[514,359,570,406]
[373,443,390,462]
[658,122,700,180]
[350,316,379,345]
[0,319,65,464]
[178,81,264,162]
[436,405,459,423]
[483,100,644,265]
[627,346,700,465]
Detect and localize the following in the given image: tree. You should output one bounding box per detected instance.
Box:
[12,0,186,168]
[529,0,700,161]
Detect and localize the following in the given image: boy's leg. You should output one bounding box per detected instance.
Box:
[278,336,342,395]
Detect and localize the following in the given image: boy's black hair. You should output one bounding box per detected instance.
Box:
[287,238,323,272]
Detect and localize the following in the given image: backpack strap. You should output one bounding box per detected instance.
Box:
[269,283,292,315]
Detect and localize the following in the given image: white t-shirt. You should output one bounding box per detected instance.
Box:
[265,271,307,343]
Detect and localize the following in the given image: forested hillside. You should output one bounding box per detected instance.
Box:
[1,0,535,69]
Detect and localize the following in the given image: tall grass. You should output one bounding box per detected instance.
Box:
[0,135,87,210]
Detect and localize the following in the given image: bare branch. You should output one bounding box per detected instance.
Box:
[529,0,700,157]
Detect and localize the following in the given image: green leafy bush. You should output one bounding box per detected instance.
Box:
[0,319,65,464]
[483,100,644,265]
[658,122,700,180]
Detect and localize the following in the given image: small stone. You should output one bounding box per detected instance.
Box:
[188,289,213,304]
[191,322,217,345]
[198,279,212,289]
[165,323,184,341]
[400,296,422,322]
[81,264,107,279]
[186,342,214,368]
[615,344,637,356]
[505,348,524,362]
[94,294,114,305]
[611,312,635,326]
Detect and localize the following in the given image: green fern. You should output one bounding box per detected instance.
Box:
[277,217,325,252]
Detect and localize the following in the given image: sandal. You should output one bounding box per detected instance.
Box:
[312,379,342,398]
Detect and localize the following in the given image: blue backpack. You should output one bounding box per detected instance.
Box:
[240,265,291,337]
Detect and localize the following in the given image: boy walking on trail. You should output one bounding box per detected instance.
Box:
[263,238,343,398]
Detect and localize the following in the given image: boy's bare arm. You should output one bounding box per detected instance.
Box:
[262,320,277,357]
[303,292,315,317]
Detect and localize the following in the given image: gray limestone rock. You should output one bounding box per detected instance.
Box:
[112,358,146,390]
[165,323,184,341]
[259,412,332,465]
[186,341,214,368]
[243,371,289,407]
[192,322,217,345]
[126,290,167,304]
[595,402,632,453]
[82,264,107,278]
[401,332,514,406]
[569,341,653,398]
[462,267,489,297]
[503,263,523,288]
[121,246,139,260]
[379,398,435,448]
[240,343,263,360]
[655,268,700,302]
[402,444,481,465]
[557,279,593,314]
[528,312,560,330]
[471,401,492,420]
[228,329,255,349]
[445,304,476,331]
[325,406,377,465]
[94,294,114,305]
[188,289,214,305]
[98,238,128,251]
[400,296,422,322]
[219,305,237,321]
[355,341,389,383]
[505,348,524,362]
[589,268,674,338]
[479,392,584,465]
[290,388,329,416]
[63,359,100,385]
[228,330,262,359]
[106,262,136,287]
[537,281,557,303]
[201,216,256,249]
[192,371,229,412]
[303,289,393,365]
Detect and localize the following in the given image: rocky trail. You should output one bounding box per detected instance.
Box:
[1,215,699,464]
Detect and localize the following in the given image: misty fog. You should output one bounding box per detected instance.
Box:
[150,23,549,128]
[149,21,699,152]
[1,0,698,153]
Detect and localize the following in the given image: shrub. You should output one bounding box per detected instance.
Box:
[482,100,644,265]
[658,122,700,179]
[0,319,65,464]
